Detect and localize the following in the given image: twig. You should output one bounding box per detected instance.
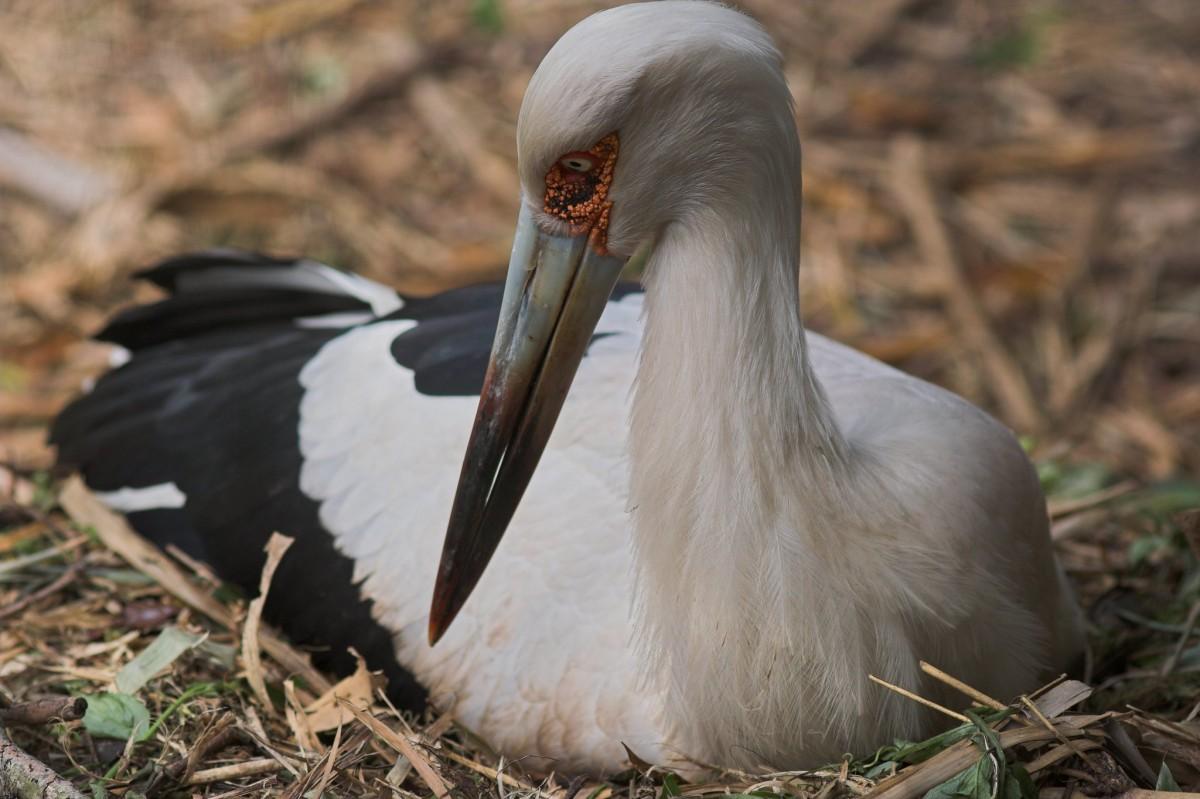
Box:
[408,76,520,207]
[0,536,87,576]
[437,748,541,794]
[1025,740,1103,775]
[866,725,1082,799]
[0,562,83,621]
[1020,696,1095,768]
[0,127,116,215]
[939,129,1178,184]
[868,674,970,723]
[183,758,283,786]
[1160,599,1200,677]
[337,698,451,798]
[0,725,87,799]
[918,661,1007,711]
[162,716,245,783]
[1047,481,1137,519]
[889,136,1043,432]
[312,721,342,798]
[0,697,87,726]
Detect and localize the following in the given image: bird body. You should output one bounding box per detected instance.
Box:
[52,1,1084,777]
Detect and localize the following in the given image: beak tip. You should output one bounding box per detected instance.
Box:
[427,583,451,647]
[427,619,444,647]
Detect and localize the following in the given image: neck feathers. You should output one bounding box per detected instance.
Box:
[628,188,858,766]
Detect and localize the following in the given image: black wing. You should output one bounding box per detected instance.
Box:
[51,251,453,706]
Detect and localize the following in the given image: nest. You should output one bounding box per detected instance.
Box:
[1,0,1198,795]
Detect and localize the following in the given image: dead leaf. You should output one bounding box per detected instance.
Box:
[241,532,294,713]
[304,650,384,733]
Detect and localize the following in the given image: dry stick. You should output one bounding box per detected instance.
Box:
[888,136,1043,433]
[939,130,1175,184]
[1043,184,1110,417]
[184,758,283,786]
[0,127,116,215]
[312,722,342,798]
[0,536,87,577]
[1159,598,1200,678]
[1047,481,1138,520]
[865,725,1084,799]
[0,725,87,799]
[0,697,87,726]
[918,661,1007,711]
[1020,696,1096,769]
[437,748,541,795]
[59,477,333,695]
[1059,256,1164,424]
[0,562,83,621]
[1025,740,1103,776]
[408,76,520,207]
[868,674,970,723]
[165,719,245,783]
[336,698,451,799]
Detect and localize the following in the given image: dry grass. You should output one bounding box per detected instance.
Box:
[0,0,1198,796]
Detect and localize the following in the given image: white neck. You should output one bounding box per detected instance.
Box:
[628,180,859,767]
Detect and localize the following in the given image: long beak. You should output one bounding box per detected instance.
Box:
[428,204,627,644]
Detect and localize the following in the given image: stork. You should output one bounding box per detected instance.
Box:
[51,1,1085,776]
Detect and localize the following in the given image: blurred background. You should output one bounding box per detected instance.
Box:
[0,0,1197,469]
[0,0,1199,790]
[1,0,1197,480]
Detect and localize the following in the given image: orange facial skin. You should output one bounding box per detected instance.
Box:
[543,132,619,254]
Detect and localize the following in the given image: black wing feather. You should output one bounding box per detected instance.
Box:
[52,250,426,706]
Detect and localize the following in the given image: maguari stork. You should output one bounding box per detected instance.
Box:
[52,0,1085,776]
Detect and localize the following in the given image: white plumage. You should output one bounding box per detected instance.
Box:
[62,0,1086,778]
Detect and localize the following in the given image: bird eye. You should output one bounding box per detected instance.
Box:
[561,156,594,173]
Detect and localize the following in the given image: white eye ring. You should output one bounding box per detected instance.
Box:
[561,156,594,172]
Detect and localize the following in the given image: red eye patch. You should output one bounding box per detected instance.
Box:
[543,132,619,253]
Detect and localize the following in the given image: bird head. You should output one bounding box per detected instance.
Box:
[430,1,799,643]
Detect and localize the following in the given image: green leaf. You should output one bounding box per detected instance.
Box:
[1136,480,1200,517]
[924,755,994,799]
[891,722,977,765]
[1128,534,1170,566]
[83,692,150,742]
[114,626,205,694]
[1157,762,1181,792]
[660,772,683,797]
[865,760,900,780]
[1005,763,1038,799]
[471,0,503,34]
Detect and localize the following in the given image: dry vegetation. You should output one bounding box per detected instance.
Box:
[0,0,1198,796]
